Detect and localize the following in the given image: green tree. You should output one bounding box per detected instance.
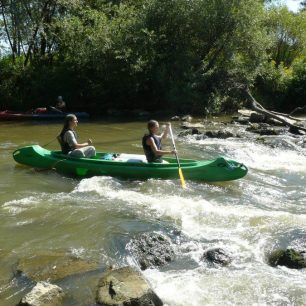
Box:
[266,6,306,67]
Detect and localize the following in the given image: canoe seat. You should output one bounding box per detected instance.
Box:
[114,154,148,163]
[114,154,169,164]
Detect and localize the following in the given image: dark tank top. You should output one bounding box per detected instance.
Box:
[142,134,162,162]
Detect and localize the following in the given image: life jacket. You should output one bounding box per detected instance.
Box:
[142,133,162,162]
[58,128,77,154]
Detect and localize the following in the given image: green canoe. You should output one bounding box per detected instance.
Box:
[13,145,248,182]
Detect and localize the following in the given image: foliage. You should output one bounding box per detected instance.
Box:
[255,6,306,110]
[0,0,305,114]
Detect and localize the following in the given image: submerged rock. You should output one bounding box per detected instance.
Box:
[250,113,266,123]
[16,252,99,282]
[18,281,64,306]
[127,232,175,270]
[246,123,282,135]
[268,249,306,269]
[202,248,231,266]
[256,135,302,150]
[96,266,163,306]
[205,130,235,139]
[231,116,250,125]
[289,126,306,136]
[170,115,181,121]
[178,128,200,137]
[181,115,193,122]
[181,122,204,129]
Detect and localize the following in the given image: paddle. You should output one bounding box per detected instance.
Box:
[168,124,186,188]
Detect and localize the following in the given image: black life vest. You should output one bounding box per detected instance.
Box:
[59,128,77,154]
[142,133,162,162]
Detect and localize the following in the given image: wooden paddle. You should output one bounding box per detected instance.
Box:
[169,124,186,188]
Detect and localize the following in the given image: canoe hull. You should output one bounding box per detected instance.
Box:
[13,145,248,182]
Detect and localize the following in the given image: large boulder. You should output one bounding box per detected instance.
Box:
[96,266,163,306]
[127,232,175,270]
[202,248,231,266]
[18,281,64,306]
[268,249,306,269]
[16,252,99,282]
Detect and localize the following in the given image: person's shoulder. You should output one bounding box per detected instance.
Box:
[64,130,74,138]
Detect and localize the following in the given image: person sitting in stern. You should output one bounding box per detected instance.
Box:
[142,120,176,163]
[58,114,96,158]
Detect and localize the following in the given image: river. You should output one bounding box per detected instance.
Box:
[0,119,306,305]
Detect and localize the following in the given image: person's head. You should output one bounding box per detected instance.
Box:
[147,120,159,134]
[57,96,63,102]
[65,114,78,129]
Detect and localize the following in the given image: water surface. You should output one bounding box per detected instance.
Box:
[0,119,305,305]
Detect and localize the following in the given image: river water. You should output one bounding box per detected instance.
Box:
[0,119,306,305]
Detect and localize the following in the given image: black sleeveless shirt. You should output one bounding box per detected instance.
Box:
[59,128,77,154]
[142,134,162,162]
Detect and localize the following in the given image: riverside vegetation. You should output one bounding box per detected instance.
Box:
[0,0,305,114]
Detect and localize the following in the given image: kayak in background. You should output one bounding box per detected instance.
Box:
[13,145,248,182]
[0,110,89,120]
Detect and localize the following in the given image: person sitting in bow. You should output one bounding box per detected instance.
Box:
[142,120,176,163]
[58,114,96,158]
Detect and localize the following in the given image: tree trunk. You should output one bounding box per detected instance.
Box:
[24,0,52,66]
[290,106,306,116]
[243,89,306,133]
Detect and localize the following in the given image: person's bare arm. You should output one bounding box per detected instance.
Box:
[146,137,175,156]
[160,123,170,140]
[73,139,93,149]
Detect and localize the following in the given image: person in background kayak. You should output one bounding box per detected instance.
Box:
[47,96,66,113]
[142,120,176,162]
[58,114,96,158]
[55,96,66,112]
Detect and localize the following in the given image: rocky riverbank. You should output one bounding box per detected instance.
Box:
[171,111,306,152]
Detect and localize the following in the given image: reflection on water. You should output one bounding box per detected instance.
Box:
[0,120,306,305]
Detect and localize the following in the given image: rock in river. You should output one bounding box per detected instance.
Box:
[205,130,235,139]
[96,266,163,306]
[18,281,64,306]
[268,248,306,269]
[127,232,175,270]
[202,247,232,266]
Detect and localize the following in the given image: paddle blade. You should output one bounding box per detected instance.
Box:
[178,167,186,188]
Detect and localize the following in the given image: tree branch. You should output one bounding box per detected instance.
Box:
[243,88,306,133]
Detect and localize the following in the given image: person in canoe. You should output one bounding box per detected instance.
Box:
[142,120,176,162]
[55,96,66,112]
[58,114,96,157]
[47,96,66,113]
